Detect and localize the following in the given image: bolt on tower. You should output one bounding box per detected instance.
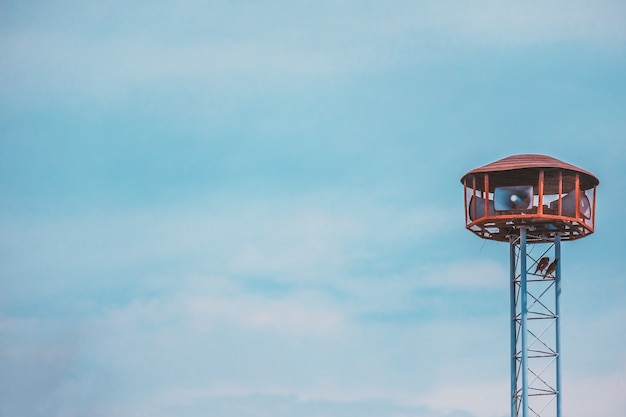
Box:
[460,154,599,417]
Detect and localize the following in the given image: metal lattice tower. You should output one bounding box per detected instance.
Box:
[460,154,599,417]
[510,231,561,417]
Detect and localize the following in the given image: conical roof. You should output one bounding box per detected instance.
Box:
[460,154,599,191]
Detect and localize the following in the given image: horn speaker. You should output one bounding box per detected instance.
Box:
[494,186,534,211]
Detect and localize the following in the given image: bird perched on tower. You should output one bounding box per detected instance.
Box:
[534,257,550,274]
[544,258,559,279]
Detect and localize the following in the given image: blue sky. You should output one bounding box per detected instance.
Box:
[1,1,625,416]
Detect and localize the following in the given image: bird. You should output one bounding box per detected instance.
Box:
[544,258,559,279]
[534,257,550,274]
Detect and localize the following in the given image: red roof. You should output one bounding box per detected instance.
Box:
[460,154,599,190]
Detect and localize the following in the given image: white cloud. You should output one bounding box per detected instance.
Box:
[422,0,626,46]
[566,359,626,417]
[2,0,625,100]
[416,380,508,417]
[417,259,508,289]
[185,289,346,337]
[1,191,453,293]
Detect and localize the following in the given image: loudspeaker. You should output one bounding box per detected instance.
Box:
[494,186,534,211]
[469,196,495,220]
[550,191,591,219]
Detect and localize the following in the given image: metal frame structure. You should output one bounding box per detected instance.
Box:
[460,154,599,417]
[510,229,561,417]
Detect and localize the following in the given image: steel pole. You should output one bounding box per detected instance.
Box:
[520,227,528,417]
[510,236,517,417]
[555,233,562,417]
